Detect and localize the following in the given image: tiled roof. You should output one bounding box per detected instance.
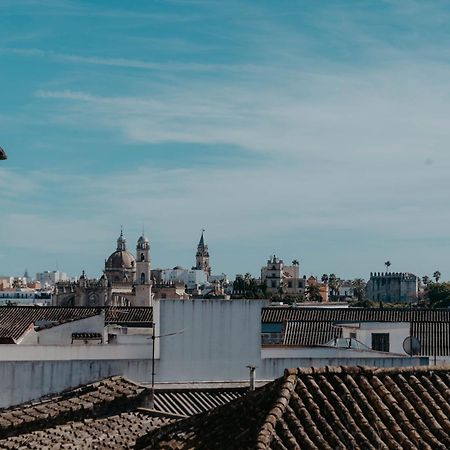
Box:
[105,306,153,326]
[262,306,450,323]
[0,376,146,439]
[263,307,450,356]
[153,388,247,417]
[0,306,153,342]
[137,365,450,450]
[283,320,341,346]
[0,412,173,449]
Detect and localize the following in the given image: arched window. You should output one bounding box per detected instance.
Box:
[141,253,145,262]
[141,273,146,284]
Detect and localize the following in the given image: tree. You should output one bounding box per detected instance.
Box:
[433,271,441,283]
[306,283,322,302]
[328,274,341,300]
[321,274,329,284]
[422,275,430,286]
[292,260,299,266]
[352,278,366,301]
[427,282,450,308]
[384,261,391,272]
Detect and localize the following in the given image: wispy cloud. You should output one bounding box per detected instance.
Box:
[1,47,252,72]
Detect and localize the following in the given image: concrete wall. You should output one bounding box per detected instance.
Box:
[0,299,431,408]
[36,314,105,345]
[156,299,265,383]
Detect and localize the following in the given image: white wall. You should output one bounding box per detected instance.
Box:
[0,299,430,408]
[36,314,105,345]
[341,322,410,354]
[157,299,265,383]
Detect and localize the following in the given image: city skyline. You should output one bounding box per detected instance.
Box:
[1,1,450,279]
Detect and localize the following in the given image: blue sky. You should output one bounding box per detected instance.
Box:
[1,0,450,280]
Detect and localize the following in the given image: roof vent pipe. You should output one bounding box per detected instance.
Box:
[247,365,256,391]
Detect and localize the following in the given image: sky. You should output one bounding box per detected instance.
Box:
[1,0,450,280]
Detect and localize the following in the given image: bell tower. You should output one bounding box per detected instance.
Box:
[195,229,211,276]
[135,233,152,305]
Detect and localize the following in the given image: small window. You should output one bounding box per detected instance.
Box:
[288,281,293,288]
[271,281,276,288]
[372,333,389,352]
[350,332,357,339]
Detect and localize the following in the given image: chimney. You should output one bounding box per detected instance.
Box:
[247,365,256,391]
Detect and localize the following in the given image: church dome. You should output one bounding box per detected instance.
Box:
[106,249,135,270]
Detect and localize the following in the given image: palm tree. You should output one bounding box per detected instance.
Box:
[328,274,339,299]
[433,271,441,283]
[292,260,299,266]
[422,275,430,285]
[352,278,366,301]
[384,261,391,272]
[321,274,329,284]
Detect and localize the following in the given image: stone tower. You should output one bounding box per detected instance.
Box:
[134,234,152,306]
[195,230,211,276]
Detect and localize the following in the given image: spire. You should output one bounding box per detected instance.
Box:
[195,229,211,276]
[198,229,205,249]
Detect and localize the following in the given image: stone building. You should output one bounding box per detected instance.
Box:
[261,255,305,296]
[365,272,418,303]
[53,231,152,307]
[194,230,211,276]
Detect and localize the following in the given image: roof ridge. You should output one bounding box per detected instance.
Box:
[255,373,298,449]
[285,364,450,378]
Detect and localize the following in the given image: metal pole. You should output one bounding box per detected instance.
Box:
[149,322,155,409]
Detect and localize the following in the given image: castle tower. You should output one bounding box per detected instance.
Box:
[135,233,152,306]
[195,230,211,276]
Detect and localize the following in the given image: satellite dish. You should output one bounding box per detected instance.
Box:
[403,336,421,355]
[0,147,7,160]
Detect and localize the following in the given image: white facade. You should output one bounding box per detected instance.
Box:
[161,268,207,290]
[0,289,52,305]
[339,322,412,355]
[36,271,68,287]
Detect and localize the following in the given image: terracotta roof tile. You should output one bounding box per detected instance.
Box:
[136,366,450,450]
[0,376,145,439]
[0,412,173,449]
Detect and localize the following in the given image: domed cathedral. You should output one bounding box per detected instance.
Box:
[53,230,152,307]
[195,230,211,276]
[104,229,136,284]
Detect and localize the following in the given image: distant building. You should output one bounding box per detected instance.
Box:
[365,272,418,303]
[194,231,211,276]
[36,271,68,287]
[305,276,329,302]
[53,230,152,307]
[261,255,305,296]
[159,267,207,291]
[0,277,13,290]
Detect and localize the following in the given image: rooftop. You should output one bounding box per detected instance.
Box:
[0,306,153,342]
[137,365,450,450]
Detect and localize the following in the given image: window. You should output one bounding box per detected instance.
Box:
[372,333,389,352]
[350,332,357,339]
[288,281,292,288]
[271,280,276,288]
